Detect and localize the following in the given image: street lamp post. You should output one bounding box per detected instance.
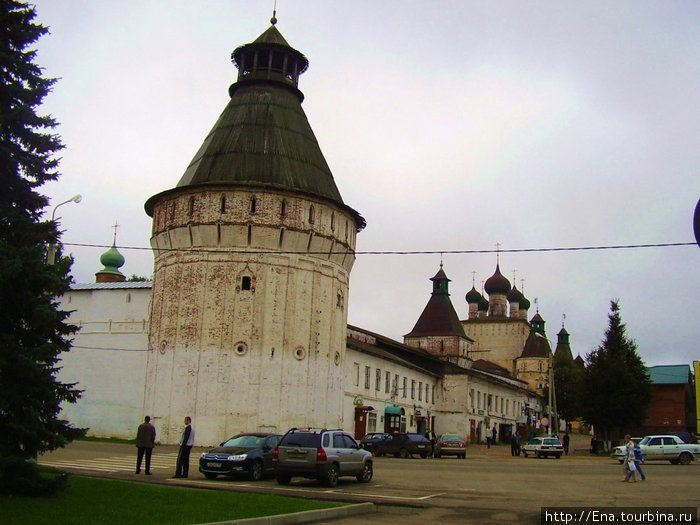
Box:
[47,194,82,265]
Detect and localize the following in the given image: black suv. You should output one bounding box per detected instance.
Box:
[373,433,433,458]
[273,428,373,487]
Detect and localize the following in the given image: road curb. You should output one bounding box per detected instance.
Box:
[198,502,375,525]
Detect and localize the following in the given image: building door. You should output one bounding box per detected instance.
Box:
[470,419,476,443]
[354,407,369,439]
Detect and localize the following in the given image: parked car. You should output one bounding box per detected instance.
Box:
[199,432,282,480]
[611,435,700,465]
[434,434,466,458]
[273,428,373,487]
[522,437,564,459]
[373,432,433,458]
[360,432,389,453]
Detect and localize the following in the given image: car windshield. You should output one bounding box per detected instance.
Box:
[543,439,562,445]
[280,432,321,448]
[222,434,266,448]
[639,437,651,445]
[440,435,462,441]
[527,438,542,445]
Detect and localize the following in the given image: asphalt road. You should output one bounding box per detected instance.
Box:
[40,440,699,525]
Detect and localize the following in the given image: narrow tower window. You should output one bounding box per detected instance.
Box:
[280,199,287,217]
[188,197,195,217]
[241,276,252,291]
[331,212,335,231]
[250,196,257,214]
[308,205,315,224]
[220,195,226,214]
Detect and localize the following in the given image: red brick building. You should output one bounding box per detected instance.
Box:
[642,365,696,434]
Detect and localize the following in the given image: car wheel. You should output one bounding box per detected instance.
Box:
[461,454,466,459]
[536,451,542,459]
[420,452,428,458]
[678,453,692,465]
[356,462,373,483]
[618,460,624,464]
[325,464,339,488]
[249,460,263,481]
[522,451,528,457]
[555,454,561,459]
[204,473,218,480]
[399,448,409,459]
[276,472,291,485]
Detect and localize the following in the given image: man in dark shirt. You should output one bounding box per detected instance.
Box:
[135,416,156,474]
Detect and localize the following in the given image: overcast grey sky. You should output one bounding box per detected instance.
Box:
[34,1,699,367]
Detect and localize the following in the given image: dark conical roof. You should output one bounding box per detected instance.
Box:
[520,330,551,358]
[145,23,364,230]
[484,264,511,295]
[405,268,468,338]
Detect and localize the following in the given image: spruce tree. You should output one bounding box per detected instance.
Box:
[580,300,652,446]
[0,0,85,495]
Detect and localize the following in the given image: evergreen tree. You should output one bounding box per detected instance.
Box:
[0,0,85,495]
[580,300,652,445]
[552,350,583,428]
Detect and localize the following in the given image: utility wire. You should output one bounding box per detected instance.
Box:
[62,241,695,256]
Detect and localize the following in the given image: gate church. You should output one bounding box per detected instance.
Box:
[57,19,560,445]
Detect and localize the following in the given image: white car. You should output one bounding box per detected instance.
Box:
[522,437,564,459]
[612,435,700,465]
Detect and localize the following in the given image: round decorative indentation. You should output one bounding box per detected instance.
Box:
[159,341,167,355]
[294,347,306,361]
[334,351,341,365]
[235,342,248,356]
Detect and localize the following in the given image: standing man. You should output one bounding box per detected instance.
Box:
[562,433,570,456]
[135,416,156,475]
[174,416,194,478]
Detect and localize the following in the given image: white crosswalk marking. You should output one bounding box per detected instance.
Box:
[40,452,193,473]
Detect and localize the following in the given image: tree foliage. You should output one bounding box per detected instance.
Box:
[580,300,652,441]
[552,350,583,426]
[0,0,85,495]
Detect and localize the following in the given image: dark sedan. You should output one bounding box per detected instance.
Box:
[360,432,389,453]
[373,432,433,458]
[199,433,281,481]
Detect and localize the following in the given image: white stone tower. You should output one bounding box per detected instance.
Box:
[143,18,365,445]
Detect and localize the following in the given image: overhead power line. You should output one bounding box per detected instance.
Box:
[62,241,695,256]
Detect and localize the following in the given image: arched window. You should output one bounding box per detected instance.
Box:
[250,196,257,214]
[308,205,315,224]
[220,195,226,214]
[280,199,287,217]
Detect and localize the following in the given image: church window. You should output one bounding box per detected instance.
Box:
[250,196,257,214]
[234,342,248,356]
[125,293,131,304]
[280,199,287,217]
[241,276,252,291]
[308,205,315,224]
[538,361,543,372]
[294,347,306,360]
[220,195,226,213]
[364,366,371,389]
[330,212,335,231]
[278,228,285,248]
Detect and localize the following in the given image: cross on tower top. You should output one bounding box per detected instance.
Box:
[112,221,120,243]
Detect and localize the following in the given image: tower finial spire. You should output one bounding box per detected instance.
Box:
[471,270,476,287]
[562,313,566,328]
[112,220,120,244]
[271,0,277,25]
[440,252,443,268]
[495,242,501,265]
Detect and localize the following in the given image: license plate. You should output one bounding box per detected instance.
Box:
[207,462,222,467]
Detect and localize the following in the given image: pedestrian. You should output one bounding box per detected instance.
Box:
[562,433,570,456]
[135,415,156,475]
[510,432,520,456]
[633,440,646,481]
[621,434,638,482]
[173,416,194,478]
[590,435,598,454]
[491,426,497,445]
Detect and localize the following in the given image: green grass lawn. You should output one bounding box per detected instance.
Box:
[2,474,343,525]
